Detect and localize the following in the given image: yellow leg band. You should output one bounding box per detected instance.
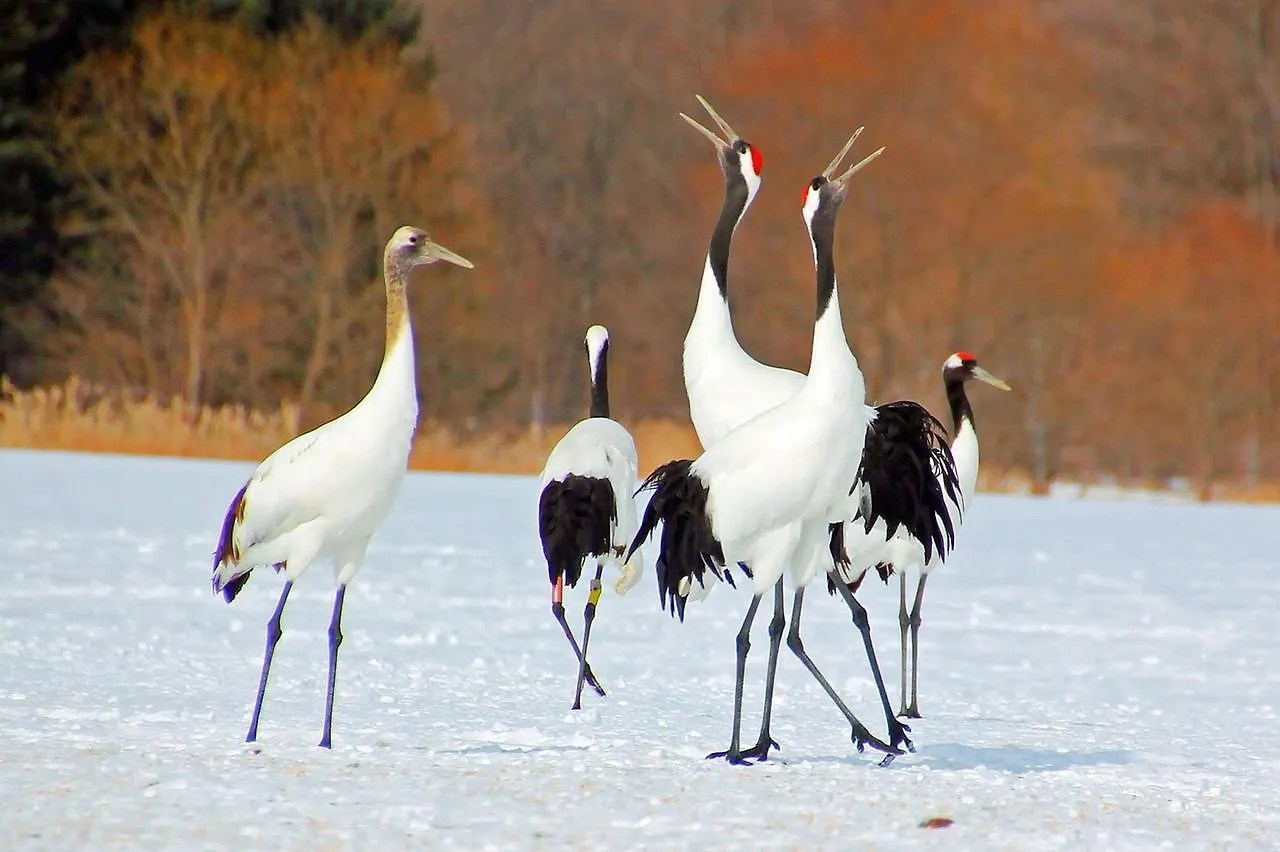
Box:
[588,582,603,606]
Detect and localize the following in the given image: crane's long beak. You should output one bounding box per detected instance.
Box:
[679,111,728,148]
[427,240,474,269]
[821,126,885,197]
[973,366,1011,391]
[822,127,864,179]
[679,94,744,149]
[832,146,885,186]
[695,94,740,143]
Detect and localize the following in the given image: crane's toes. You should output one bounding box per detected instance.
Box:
[852,725,901,760]
[706,748,754,766]
[889,722,915,755]
[581,664,607,697]
[898,706,922,719]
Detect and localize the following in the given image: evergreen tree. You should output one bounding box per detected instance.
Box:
[0,1,142,382]
[0,0,425,383]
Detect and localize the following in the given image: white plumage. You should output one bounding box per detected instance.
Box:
[860,350,1009,718]
[538,418,643,594]
[211,225,473,748]
[537,325,642,709]
[671,102,962,764]
[631,127,893,764]
[212,335,417,590]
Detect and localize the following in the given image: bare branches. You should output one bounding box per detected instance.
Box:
[34,11,489,420]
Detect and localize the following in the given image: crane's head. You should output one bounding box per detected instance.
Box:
[387,226,474,273]
[679,94,762,202]
[801,126,884,228]
[943,352,1011,391]
[585,324,610,375]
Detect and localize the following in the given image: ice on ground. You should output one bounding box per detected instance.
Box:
[1,449,1279,850]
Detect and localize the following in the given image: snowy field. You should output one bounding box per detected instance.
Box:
[2,448,1279,850]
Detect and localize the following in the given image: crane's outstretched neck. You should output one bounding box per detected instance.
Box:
[589,341,610,419]
[945,376,974,436]
[708,167,751,302]
[804,198,860,396]
[690,162,754,338]
[366,252,417,414]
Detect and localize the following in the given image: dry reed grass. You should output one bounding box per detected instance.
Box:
[0,377,705,476]
[0,376,301,461]
[2,377,1276,503]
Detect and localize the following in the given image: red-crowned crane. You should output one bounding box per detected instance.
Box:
[537,325,643,709]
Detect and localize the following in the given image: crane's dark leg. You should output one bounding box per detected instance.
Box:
[898,571,911,718]
[707,593,764,765]
[572,563,605,710]
[903,574,929,719]
[740,579,785,760]
[832,580,914,753]
[246,580,292,743]
[551,576,606,700]
[786,587,900,766]
[318,584,346,749]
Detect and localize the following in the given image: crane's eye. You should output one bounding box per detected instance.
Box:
[735,140,748,154]
[408,235,418,245]
[811,178,824,191]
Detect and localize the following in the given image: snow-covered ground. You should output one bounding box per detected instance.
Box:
[2,448,1278,850]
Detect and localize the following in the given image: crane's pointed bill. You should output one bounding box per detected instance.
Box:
[822,127,864,179]
[972,366,1011,391]
[426,241,474,269]
[832,146,886,187]
[694,94,741,144]
[680,112,728,148]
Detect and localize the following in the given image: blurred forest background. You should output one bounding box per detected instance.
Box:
[0,0,1276,499]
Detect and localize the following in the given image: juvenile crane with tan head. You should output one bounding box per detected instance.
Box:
[211,225,473,748]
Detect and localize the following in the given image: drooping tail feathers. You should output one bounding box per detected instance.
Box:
[627,459,740,621]
[854,401,959,563]
[539,474,618,589]
[212,481,250,603]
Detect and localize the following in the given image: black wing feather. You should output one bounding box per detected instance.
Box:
[539,474,617,589]
[829,401,960,596]
[627,460,746,620]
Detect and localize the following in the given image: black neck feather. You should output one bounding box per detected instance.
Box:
[810,201,838,320]
[708,165,750,300]
[945,377,973,435]
[589,347,610,419]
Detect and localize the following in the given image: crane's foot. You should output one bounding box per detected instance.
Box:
[706,747,754,766]
[581,663,606,698]
[898,704,921,719]
[737,736,780,762]
[889,718,915,754]
[852,723,901,763]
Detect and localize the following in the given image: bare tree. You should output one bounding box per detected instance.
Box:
[45,13,285,408]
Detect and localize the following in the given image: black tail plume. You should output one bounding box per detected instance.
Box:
[539,474,617,589]
[628,459,738,620]
[855,401,960,565]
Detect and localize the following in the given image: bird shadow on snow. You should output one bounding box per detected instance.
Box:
[782,743,1135,774]
[911,742,1136,774]
[411,742,594,757]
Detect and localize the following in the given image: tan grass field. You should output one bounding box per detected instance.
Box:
[2,377,1276,503]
